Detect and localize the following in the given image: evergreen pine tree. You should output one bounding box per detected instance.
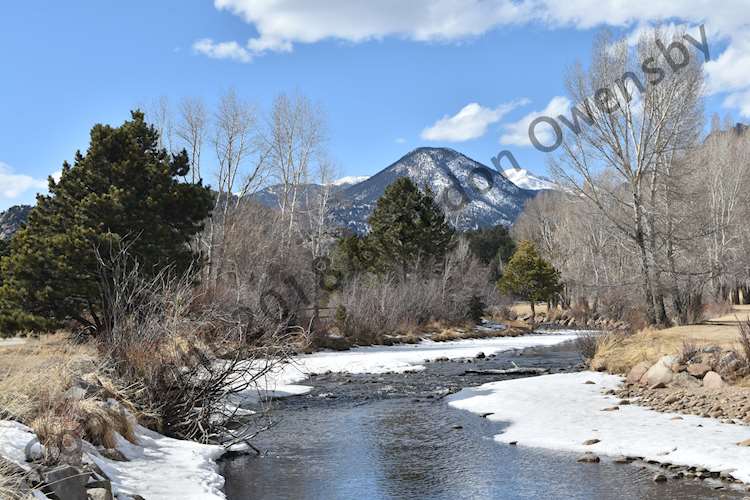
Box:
[0,111,213,333]
[498,240,562,319]
[366,178,454,278]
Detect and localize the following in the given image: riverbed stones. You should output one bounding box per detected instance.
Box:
[577,453,600,463]
[702,371,724,390]
[653,473,667,483]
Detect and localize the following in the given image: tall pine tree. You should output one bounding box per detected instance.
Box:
[366,178,454,278]
[0,111,212,333]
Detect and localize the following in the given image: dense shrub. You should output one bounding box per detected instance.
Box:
[330,242,498,343]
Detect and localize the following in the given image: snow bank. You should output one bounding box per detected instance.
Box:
[448,371,750,482]
[88,426,225,500]
[0,421,226,500]
[241,332,579,402]
[0,420,36,468]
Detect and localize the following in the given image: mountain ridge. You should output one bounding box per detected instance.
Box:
[0,148,543,240]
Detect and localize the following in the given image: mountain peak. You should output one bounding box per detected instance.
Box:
[502,167,556,191]
[332,148,536,233]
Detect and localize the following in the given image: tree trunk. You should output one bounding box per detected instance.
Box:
[633,193,657,325]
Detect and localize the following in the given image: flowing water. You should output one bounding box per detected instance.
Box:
[223,341,745,499]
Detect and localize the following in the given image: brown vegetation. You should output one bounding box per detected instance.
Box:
[330,241,501,344]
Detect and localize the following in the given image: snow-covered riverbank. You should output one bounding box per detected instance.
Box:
[0,332,581,500]
[0,420,226,500]
[448,371,750,483]
[239,331,580,402]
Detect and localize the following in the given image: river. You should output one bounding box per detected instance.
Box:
[223,341,745,499]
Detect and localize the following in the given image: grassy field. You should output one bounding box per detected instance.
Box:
[510,302,550,316]
[592,305,750,374]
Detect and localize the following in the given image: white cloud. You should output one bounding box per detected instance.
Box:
[723,89,750,118]
[421,99,529,142]
[395,137,407,144]
[0,162,48,201]
[213,0,533,50]
[193,38,253,63]
[199,1,750,117]
[500,96,570,148]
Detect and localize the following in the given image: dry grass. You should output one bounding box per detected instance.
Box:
[707,304,750,323]
[591,305,750,374]
[0,334,137,465]
[510,302,550,317]
[0,456,29,500]
[0,334,96,423]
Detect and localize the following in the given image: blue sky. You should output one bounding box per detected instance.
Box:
[0,1,747,210]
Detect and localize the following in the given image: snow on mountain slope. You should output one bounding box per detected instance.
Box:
[503,167,556,191]
[251,148,540,234]
[331,175,369,186]
[331,148,536,233]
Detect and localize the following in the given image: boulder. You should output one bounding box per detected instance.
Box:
[87,488,113,500]
[583,438,601,445]
[687,363,711,378]
[626,361,651,384]
[640,357,675,387]
[703,371,724,390]
[43,465,89,500]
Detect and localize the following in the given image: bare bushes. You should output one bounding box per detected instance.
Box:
[331,242,498,343]
[201,202,318,344]
[574,332,600,361]
[96,243,295,444]
[678,340,700,365]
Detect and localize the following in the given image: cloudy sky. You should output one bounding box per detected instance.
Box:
[1,1,748,209]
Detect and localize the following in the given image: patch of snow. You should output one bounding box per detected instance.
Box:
[503,167,556,191]
[0,420,36,468]
[331,175,369,186]
[87,426,226,500]
[448,371,750,483]
[240,332,579,402]
[0,420,227,500]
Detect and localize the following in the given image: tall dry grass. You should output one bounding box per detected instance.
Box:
[0,335,137,464]
[0,456,29,500]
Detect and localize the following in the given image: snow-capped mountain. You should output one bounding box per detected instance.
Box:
[331,175,369,186]
[503,167,556,191]
[251,148,540,234]
[329,148,536,233]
